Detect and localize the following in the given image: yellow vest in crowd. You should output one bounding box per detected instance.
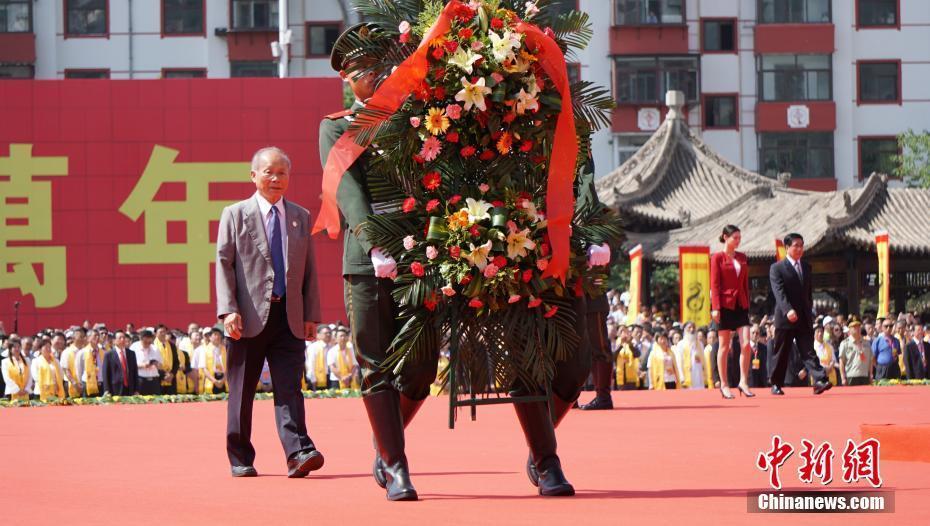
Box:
[334,346,359,389]
[3,357,31,401]
[615,343,639,387]
[35,355,66,402]
[83,349,100,396]
[199,344,226,394]
[703,345,715,388]
[648,345,680,390]
[62,345,81,398]
[156,338,174,387]
[175,351,193,394]
[314,348,328,388]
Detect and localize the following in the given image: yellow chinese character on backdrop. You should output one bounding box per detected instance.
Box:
[119,145,249,303]
[0,144,69,307]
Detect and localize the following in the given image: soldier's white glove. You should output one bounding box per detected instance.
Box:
[371,247,397,279]
[587,243,611,268]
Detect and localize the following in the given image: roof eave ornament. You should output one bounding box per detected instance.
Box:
[665,90,685,121]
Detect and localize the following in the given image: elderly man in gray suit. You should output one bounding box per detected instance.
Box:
[216,146,323,478]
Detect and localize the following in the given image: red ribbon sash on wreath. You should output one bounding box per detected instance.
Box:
[312,0,576,283]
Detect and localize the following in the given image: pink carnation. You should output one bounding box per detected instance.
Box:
[483,264,499,278]
[420,136,442,162]
[441,284,456,297]
[445,104,462,120]
[491,72,504,83]
[426,246,438,260]
[536,258,548,271]
[410,116,421,127]
[403,235,416,250]
[508,294,522,304]
[478,183,490,194]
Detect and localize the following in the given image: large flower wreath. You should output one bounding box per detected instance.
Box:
[316,0,622,391]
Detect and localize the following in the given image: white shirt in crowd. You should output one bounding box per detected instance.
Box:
[2,357,33,396]
[191,345,225,372]
[674,335,705,390]
[31,356,61,395]
[305,340,330,384]
[76,347,104,384]
[326,344,357,382]
[131,341,162,378]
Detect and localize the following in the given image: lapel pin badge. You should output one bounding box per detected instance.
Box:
[292,221,298,228]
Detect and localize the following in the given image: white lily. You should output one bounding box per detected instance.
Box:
[465,240,493,270]
[447,46,482,74]
[506,227,537,259]
[464,197,493,223]
[488,30,520,63]
[455,76,492,112]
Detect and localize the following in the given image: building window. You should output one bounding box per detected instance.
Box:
[163,68,207,78]
[615,56,698,104]
[859,137,899,179]
[758,0,831,24]
[858,61,899,103]
[231,0,278,30]
[703,95,737,129]
[0,0,31,32]
[305,22,341,58]
[615,0,684,25]
[701,19,736,53]
[0,64,33,78]
[230,61,276,77]
[64,69,110,79]
[163,0,204,35]
[66,0,107,36]
[567,63,581,84]
[615,134,650,166]
[759,132,834,179]
[857,0,897,27]
[758,54,831,102]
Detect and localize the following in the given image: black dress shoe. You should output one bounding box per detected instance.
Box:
[771,386,785,395]
[579,396,614,410]
[287,449,325,478]
[526,453,539,487]
[231,465,257,478]
[813,381,833,395]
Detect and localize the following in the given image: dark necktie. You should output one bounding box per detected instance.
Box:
[794,261,802,280]
[920,341,926,368]
[270,205,286,298]
[119,350,129,387]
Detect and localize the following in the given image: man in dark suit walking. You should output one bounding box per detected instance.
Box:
[904,324,928,380]
[216,146,323,478]
[768,233,830,395]
[102,330,139,396]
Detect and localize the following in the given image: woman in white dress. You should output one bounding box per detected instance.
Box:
[675,322,705,389]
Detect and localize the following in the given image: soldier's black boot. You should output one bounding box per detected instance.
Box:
[580,361,614,410]
[373,393,425,489]
[515,400,575,497]
[526,395,576,487]
[363,390,418,501]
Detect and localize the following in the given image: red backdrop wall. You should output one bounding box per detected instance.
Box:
[0,78,346,334]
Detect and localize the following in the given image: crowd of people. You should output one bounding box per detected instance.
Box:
[0,321,367,402]
[593,290,930,394]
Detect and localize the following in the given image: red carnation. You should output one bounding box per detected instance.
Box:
[492,255,507,268]
[528,297,543,308]
[444,40,459,53]
[422,171,441,191]
[399,33,410,44]
[491,200,504,207]
[460,145,477,158]
[402,197,417,213]
[544,27,556,40]
[433,86,446,99]
[460,274,472,285]
[475,111,489,127]
[518,191,532,201]
[449,194,462,204]
[410,261,425,277]
[519,140,534,152]
[468,298,484,309]
[540,242,550,257]
[426,199,441,213]
[491,18,504,30]
[433,67,446,79]
[423,296,438,311]
[449,245,461,259]
[479,149,496,161]
[413,154,426,164]
[468,225,480,238]
[522,269,533,283]
[544,306,559,318]
[491,130,503,140]
[458,28,473,39]
[446,131,459,143]
[502,112,516,124]
[432,47,445,60]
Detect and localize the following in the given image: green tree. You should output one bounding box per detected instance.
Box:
[894,130,930,188]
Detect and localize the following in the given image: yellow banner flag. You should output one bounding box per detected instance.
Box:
[626,245,643,325]
[775,238,786,261]
[679,246,711,327]
[876,232,890,318]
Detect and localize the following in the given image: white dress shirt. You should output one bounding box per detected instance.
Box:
[326,345,357,382]
[254,192,288,273]
[131,342,162,378]
[305,340,329,384]
[786,255,803,279]
[2,357,33,396]
[76,347,104,383]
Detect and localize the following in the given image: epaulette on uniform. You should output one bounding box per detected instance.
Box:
[324,109,353,120]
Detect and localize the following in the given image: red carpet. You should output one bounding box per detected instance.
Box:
[861,423,930,463]
[1,386,927,525]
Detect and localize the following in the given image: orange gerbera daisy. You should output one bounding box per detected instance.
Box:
[424,107,450,135]
[447,209,471,230]
[496,131,513,155]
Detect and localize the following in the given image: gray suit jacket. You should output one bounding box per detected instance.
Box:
[215,195,322,339]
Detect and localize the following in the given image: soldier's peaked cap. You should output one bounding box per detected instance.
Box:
[330,22,378,72]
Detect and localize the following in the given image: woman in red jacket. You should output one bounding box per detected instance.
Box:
[710,225,755,398]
